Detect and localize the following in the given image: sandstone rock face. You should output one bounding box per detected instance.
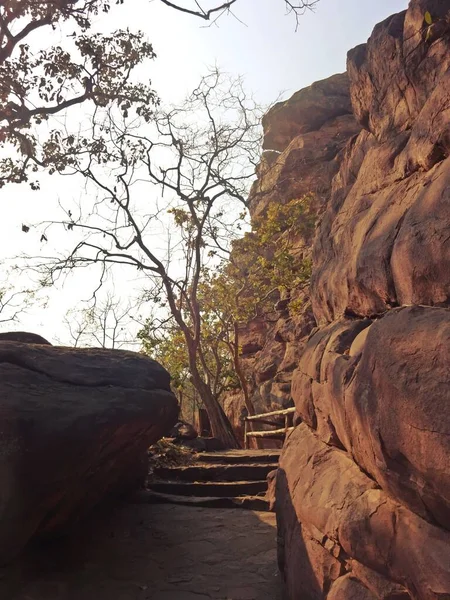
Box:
[225,72,359,438]
[250,113,360,218]
[0,342,178,565]
[262,73,354,152]
[242,0,450,598]
[311,5,450,324]
[276,425,450,600]
[222,390,247,446]
[345,306,450,529]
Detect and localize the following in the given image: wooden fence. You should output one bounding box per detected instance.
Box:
[244,406,295,449]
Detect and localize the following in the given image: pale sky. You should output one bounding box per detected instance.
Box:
[0,0,409,343]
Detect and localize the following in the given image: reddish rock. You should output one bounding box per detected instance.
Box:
[277,424,450,600]
[349,6,450,142]
[287,306,450,529]
[291,318,371,437]
[238,318,267,356]
[255,2,450,598]
[0,342,178,565]
[250,113,360,218]
[254,337,286,385]
[237,74,358,430]
[311,3,450,324]
[345,306,450,529]
[348,561,411,600]
[262,73,354,152]
[223,390,246,446]
[266,468,277,512]
[276,502,344,600]
[327,575,378,600]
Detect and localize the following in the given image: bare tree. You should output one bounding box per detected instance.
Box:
[60,292,141,348]
[1,0,319,188]
[0,286,34,325]
[0,267,45,327]
[29,70,262,448]
[159,1,319,28]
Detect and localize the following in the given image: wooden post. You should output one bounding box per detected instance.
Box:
[287,411,294,428]
[242,408,295,450]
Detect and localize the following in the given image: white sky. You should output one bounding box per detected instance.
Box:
[0,0,409,343]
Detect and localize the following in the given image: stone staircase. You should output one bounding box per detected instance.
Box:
[142,449,281,511]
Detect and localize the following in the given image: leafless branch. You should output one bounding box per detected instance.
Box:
[158,0,238,20]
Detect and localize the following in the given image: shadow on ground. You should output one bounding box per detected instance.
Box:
[0,501,284,600]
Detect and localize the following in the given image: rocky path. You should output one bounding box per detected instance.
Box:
[1,502,283,600]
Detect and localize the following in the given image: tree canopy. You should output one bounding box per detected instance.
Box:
[0,0,320,447]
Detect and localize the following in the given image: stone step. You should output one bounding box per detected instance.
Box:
[196,450,281,465]
[132,490,270,511]
[147,480,268,497]
[153,463,276,482]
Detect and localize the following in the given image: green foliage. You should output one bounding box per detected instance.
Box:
[139,322,200,422]
[139,323,192,392]
[204,193,315,325]
[139,316,239,419]
[287,294,307,316]
[141,194,316,413]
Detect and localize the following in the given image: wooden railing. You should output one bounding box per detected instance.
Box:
[244,407,295,449]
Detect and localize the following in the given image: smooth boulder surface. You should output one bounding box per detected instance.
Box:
[286,305,450,524]
[0,341,178,565]
[262,73,354,152]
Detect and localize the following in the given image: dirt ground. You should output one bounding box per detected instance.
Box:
[1,502,284,600]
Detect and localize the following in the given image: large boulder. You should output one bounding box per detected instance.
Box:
[0,331,51,345]
[345,306,450,529]
[289,306,450,529]
[0,342,178,564]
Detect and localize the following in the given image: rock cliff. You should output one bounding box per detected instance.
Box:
[239,1,450,597]
[226,73,360,438]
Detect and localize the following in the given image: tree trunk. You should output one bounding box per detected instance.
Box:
[190,366,239,449]
[232,322,255,416]
[230,322,262,449]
